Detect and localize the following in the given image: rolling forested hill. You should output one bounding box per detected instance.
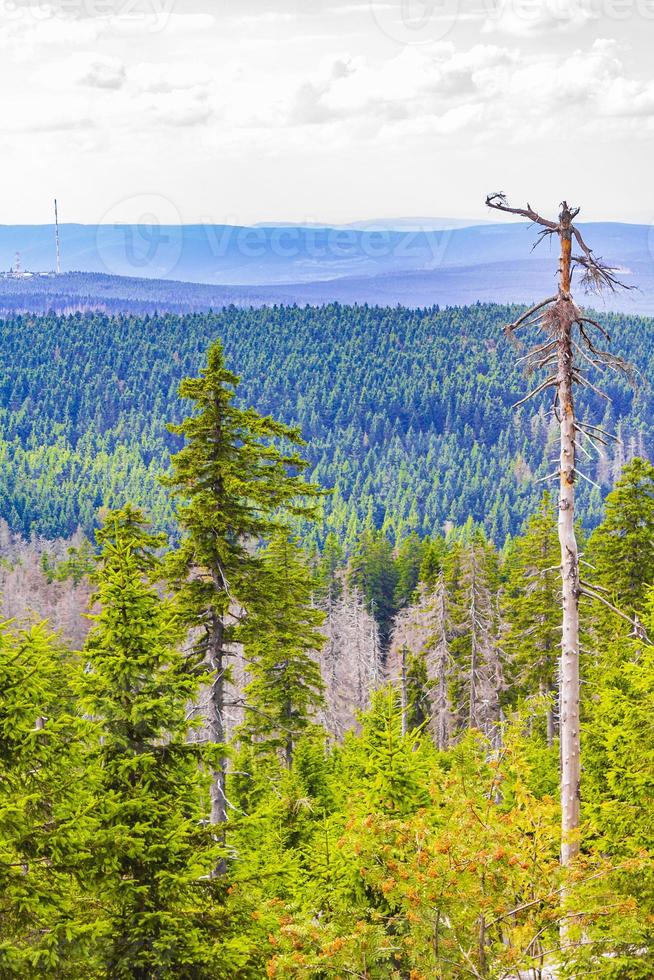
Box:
[0,271,279,316]
[0,302,652,546]
[2,221,654,314]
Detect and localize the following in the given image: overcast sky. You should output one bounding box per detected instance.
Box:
[2,0,653,225]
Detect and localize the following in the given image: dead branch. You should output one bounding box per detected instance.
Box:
[572,339,605,373]
[573,372,612,402]
[574,425,607,453]
[579,581,650,643]
[571,225,634,293]
[512,375,558,408]
[577,316,611,342]
[575,420,621,443]
[485,193,558,229]
[516,339,557,365]
[534,469,561,484]
[574,467,601,491]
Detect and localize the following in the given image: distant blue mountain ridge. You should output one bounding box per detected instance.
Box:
[0,220,652,314]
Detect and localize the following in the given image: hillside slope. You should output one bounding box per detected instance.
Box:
[0,221,652,313]
[0,304,651,545]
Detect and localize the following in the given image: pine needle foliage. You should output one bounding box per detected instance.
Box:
[77,505,225,979]
[238,528,325,768]
[0,623,88,976]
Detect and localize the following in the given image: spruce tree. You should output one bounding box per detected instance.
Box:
[502,493,561,742]
[342,687,432,818]
[78,506,223,978]
[419,535,447,589]
[0,623,87,976]
[589,457,654,616]
[239,528,325,768]
[316,531,344,608]
[348,528,399,646]
[583,588,654,976]
[162,340,320,826]
[393,532,426,609]
[445,528,504,738]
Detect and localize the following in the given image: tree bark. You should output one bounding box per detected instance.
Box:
[468,551,478,730]
[557,205,581,866]
[400,644,408,737]
[284,695,294,769]
[546,691,555,749]
[435,574,450,751]
[208,614,228,828]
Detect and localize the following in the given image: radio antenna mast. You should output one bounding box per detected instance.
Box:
[54,198,61,275]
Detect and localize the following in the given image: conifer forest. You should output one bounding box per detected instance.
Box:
[2,193,654,980]
[4,0,654,967]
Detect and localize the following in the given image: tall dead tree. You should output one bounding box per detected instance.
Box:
[428,572,453,751]
[485,193,634,868]
[389,578,452,745]
[317,582,382,737]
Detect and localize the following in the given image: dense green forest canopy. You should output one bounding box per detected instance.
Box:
[0,303,651,544]
[2,337,653,977]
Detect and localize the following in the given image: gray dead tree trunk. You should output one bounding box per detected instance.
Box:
[431,573,452,751]
[208,614,228,828]
[555,205,582,864]
[486,193,635,872]
[400,644,408,737]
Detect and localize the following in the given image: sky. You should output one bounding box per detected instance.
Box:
[1,0,653,225]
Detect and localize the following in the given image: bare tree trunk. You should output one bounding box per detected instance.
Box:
[486,191,635,940]
[209,615,228,830]
[318,583,381,737]
[390,575,451,748]
[546,684,555,749]
[434,574,451,751]
[557,207,581,866]
[468,550,479,730]
[400,644,408,736]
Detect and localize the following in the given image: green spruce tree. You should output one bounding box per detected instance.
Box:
[393,532,426,610]
[316,531,344,608]
[78,506,223,978]
[502,493,561,743]
[349,528,399,646]
[582,585,654,977]
[0,623,87,977]
[239,528,325,768]
[162,340,320,826]
[589,457,654,616]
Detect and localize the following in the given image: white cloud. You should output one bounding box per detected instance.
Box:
[75,54,126,89]
[235,11,298,26]
[0,106,95,134]
[135,87,213,128]
[265,35,654,146]
[0,7,102,58]
[130,62,211,94]
[282,44,513,131]
[1,0,653,223]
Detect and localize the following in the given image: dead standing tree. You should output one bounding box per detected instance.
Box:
[485,193,634,869]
